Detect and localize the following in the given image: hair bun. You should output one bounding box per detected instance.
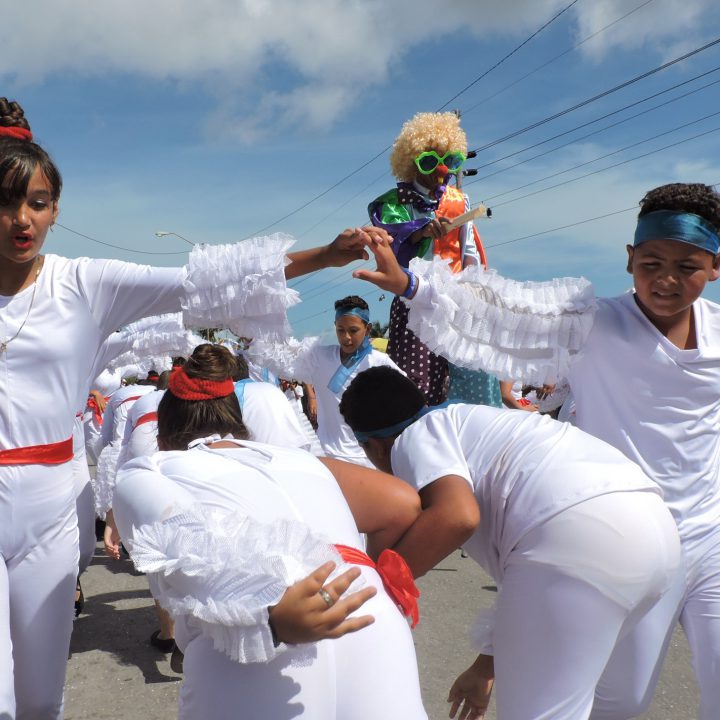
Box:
[0,98,31,131]
[184,343,238,382]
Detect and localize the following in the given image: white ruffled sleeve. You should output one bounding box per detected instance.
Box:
[106,313,204,374]
[125,507,344,664]
[405,258,597,385]
[93,442,122,519]
[182,234,300,340]
[245,336,324,384]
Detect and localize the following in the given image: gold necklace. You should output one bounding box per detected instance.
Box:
[0,257,43,356]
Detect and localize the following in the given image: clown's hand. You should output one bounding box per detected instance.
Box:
[352,234,409,296]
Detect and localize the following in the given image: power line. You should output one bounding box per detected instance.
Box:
[55,223,189,256]
[437,0,581,111]
[464,71,720,187]
[482,109,720,203]
[470,36,720,153]
[461,0,656,116]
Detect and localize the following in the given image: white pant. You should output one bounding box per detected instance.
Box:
[592,526,720,719]
[491,491,680,720]
[177,566,426,720]
[0,463,79,720]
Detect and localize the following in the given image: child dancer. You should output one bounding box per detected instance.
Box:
[111,344,427,719]
[248,295,401,466]
[0,96,382,719]
[340,366,680,720]
[355,183,720,719]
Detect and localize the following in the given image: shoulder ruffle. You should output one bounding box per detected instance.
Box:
[246,336,323,381]
[125,506,350,664]
[108,313,203,373]
[182,235,300,341]
[406,258,597,384]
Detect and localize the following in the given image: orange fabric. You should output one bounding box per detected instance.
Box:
[335,543,421,628]
[0,437,74,466]
[133,411,158,430]
[435,186,488,272]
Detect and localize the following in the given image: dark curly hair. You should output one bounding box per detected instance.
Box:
[334,295,369,313]
[0,97,63,205]
[638,183,720,232]
[158,343,249,450]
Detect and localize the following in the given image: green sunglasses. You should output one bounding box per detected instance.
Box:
[414,150,467,175]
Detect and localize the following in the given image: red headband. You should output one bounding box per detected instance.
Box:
[0,126,33,142]
[168,367,235,401]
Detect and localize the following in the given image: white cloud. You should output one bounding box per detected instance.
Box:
[2,0,715,140]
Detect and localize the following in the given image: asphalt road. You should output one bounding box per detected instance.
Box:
[65,545,699,720]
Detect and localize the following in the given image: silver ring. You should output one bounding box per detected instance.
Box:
[318,588,334,608]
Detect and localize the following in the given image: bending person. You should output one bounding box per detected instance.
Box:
[112,344,427,719]
[340,366,681,720]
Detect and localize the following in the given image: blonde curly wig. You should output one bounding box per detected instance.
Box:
[389,112,468,182]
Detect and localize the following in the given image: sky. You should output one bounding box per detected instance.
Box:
[3,0,720,339]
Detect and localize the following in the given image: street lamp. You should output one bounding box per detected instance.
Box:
[154,230,195,247]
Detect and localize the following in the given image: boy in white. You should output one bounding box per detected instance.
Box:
[354,182,720,719]
[339,367,680,720]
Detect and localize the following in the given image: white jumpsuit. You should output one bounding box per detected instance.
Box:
[390,404,681,720]
[0,236,294,719]
[112,442,427,720]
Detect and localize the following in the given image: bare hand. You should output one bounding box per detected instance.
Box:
[411,216,451,244]
[325,226,392,268]
[352,234,409,296]
[268,561,376,645]
[306,397,318,426]
[90,389,107,414]
[448,655,495,720]
[103,513,122,561]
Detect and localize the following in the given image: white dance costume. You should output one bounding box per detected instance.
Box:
[390,404,680,720]
[400,258,720,719]
[0,236,296,719]
[112,442,427,720]
[249,339,401,466]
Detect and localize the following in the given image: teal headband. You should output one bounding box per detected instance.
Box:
[634,210,720,254]
[335,307,370,323]
[353,402,450,444]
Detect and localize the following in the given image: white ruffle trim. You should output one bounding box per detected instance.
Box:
[126,506,350,664]
[93,442,122,519]
[182,235,300,341]
[246,336,323,381]
[108,313,204,373]
[406,258,597,384]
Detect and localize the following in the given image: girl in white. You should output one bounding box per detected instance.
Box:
[249,295,401,466]
[0,97,380,720]
[339,367,681,720]
[111,344,427,719]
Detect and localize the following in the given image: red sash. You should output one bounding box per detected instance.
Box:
[118,395,142,406]
[86,395,108,425]
[335,544,420,628]
[0,437,74,466]
[133,411,158,430]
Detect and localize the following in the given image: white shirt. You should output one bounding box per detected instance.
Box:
[569,292,720,545]
[390,404,659,582]
[101,384,157,447]
[0,254,183,450]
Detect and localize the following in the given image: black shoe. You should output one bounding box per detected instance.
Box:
[74,578,84,618]
[170,645,184,674]
[149,629,175,654]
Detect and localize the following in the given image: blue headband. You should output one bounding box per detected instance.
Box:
[353,402,450,443]
[634,210,720,254]
[335,307,370,323]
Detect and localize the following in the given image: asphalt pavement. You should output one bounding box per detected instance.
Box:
[64,545,699,719]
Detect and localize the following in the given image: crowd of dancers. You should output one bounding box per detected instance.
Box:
[1,97,719,720]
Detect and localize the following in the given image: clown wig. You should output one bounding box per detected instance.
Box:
[389,112,468,182]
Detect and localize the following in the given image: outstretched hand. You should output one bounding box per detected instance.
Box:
[325,226,392,267]
[352,231,410,296]
[268,561,377,645]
